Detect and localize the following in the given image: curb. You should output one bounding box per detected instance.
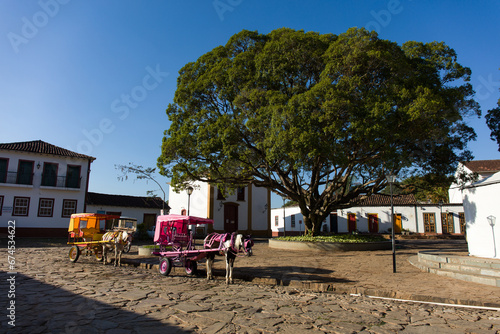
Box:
[268,239,392,251]
[120,257,500,309]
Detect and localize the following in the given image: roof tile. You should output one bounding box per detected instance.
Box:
[86,192,169,210]
[463,160,500,173]
[0,140,95,160]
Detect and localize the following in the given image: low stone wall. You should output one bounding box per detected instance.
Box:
[268,239,392,251]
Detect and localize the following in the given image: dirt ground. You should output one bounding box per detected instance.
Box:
[5,237,500,307]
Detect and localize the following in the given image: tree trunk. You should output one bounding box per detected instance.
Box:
[302,213,325,236]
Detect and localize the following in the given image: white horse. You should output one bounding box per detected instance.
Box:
[204,233,253,284]
[102,231,129,267]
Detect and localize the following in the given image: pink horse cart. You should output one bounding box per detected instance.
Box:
[152,214,253,279]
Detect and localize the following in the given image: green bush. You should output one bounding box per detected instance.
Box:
[276,234,387,243]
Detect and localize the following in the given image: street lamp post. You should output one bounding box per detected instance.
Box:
[283,197,286,237]
[487,215,497,258]
[386,174,396,273]
[187,186,194,216]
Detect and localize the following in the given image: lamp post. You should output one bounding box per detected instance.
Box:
[186,186,193,216]
[386,174,396,273]
[283,197,286,237]
[487,215,497,258]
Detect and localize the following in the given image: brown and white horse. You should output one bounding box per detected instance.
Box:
[204,232,253,284]
[102,231,130,267]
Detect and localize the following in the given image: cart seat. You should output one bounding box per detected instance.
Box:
[172,233,190,247]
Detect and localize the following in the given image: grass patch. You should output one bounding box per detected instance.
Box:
[276,234,387,243]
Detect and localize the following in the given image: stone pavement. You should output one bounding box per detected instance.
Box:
[1,238,500,333]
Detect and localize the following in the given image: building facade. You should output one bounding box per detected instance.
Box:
[271,194,465,237]
[0,140,94,237]
[168,181,271,237]
[452,160,500,259]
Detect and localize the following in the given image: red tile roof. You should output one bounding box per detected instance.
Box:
[86,192,168,210]
[463,160,500,173]
[353,193,417,206]
[0,140,95,160]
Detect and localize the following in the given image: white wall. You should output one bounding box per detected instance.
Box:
[0,150,90,232]
[271,206,310,235]
[168,181,209,217]
[463,173,500,259]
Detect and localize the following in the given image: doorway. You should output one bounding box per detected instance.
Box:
[347,213,356,233]
[368,214,378,233]
[224,203,238,233]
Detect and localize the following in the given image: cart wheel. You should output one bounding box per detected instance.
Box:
[123,241,132,253]
[159,257,172,276]
[95,248,104,262]
[185,260,197,275]
[69,246,80,263]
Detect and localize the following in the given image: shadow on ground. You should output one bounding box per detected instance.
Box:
[0,271,190,333]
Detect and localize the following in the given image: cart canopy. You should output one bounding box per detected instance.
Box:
[68,213,120,233]
[154,215,213,243]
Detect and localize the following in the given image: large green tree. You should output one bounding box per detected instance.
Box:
[158,28,480,235]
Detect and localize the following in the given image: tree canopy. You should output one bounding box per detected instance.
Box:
[158,27,480,235]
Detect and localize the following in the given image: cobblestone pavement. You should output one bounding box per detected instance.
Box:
[1,240,500,333]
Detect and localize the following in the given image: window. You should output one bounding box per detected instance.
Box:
[0,196,3,215]
[275,215,279,226]
[217,187,225,200]
[62,199,77,217]
[423,213,436,233]
[237,187,245,201]
[459,212,466,234]
[65,165,81,188]
[41,163,58,186]
[0,158,8,183]
[17,160,34,185]
[38,198,54,217]
[13,197,30,216]
[291,214,295,228]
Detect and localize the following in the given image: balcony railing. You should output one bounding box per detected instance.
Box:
[0,171,34,185]
[42,175,82,189]
[0,172,81,188]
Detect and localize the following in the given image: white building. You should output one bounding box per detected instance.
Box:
[449,160,500,204]
[0,140,94,237]
[168,181,271,237]
[85,192,168,229]
[454,160,500,259]
[271,194,465,237]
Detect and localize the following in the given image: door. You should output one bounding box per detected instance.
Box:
[393,214,402,233]
[224,203,238,233]
[441,213,454,234]
[330,213,338,234]
[423,213,436,233]
[368,214,378,233]
[347,213,356,233]
[143,213,157,229]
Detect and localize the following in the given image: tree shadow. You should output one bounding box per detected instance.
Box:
[195,265,354,284]
[0,271,191,333]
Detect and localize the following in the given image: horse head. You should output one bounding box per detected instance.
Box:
[120,231,129,244]
[238,234,253,256]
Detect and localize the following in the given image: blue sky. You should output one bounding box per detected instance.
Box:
[1,0,499,208]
